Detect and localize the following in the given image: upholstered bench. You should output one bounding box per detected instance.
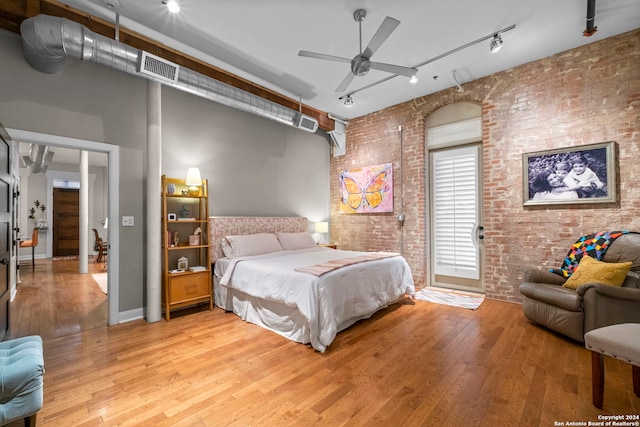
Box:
[584,323,640,408]
[0,336,44,426]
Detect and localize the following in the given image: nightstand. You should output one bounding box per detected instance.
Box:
[319,244,337,249]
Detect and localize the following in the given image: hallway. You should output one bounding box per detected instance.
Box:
[9,258,107,340]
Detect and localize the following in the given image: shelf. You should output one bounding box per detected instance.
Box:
[162,174,212,321]
[167,245,208,250]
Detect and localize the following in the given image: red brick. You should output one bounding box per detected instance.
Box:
[330,29,640,301]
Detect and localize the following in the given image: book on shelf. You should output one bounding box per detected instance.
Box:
[188,266,206,272]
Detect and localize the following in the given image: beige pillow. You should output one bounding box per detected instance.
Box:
[276,232,317,250]
[221,233,283,259]
[563,255,632,290]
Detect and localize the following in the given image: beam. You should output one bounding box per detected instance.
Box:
[0,0,335,131]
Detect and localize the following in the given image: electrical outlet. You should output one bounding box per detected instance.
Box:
[122,216,134,227]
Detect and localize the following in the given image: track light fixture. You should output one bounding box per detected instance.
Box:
[490,34,503,53]
[344,95,354,107]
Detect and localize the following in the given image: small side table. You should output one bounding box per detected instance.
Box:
[318,244,337,249]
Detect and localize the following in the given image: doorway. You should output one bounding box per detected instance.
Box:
[53,188,80,257]
[9,128,120,325]
[426,103,484,293]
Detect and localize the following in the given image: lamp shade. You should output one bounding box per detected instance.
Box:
[315,222,329,233]
[185,168,202,186]
[185,167,202,196]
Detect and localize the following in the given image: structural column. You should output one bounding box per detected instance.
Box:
[146,80,162,322]
[79,150,89,274]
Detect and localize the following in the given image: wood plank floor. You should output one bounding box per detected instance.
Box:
[6,259,639,426]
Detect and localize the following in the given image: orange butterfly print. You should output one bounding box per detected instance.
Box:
[339,164,392,213]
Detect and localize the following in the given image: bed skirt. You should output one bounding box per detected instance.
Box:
[213,275,400,351]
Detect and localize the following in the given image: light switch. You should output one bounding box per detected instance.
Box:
[122,216,134,227]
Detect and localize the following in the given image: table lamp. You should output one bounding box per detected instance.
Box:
[185,167,202,196]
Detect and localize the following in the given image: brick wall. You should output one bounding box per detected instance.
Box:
[330,29,640,302]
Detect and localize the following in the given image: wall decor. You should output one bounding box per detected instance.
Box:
[523,141,616,206]
[339,162,393,213]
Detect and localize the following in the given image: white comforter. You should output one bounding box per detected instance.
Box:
[216,247,415,352]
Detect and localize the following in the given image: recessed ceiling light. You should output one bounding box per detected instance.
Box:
[409,75,418,84]
[162,0,180,13]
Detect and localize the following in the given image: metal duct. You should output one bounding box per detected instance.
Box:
[22,143,54,173]
[20,14,318,132]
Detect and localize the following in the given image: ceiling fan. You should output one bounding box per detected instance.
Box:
[298,9,418,93]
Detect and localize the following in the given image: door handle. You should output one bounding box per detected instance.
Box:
[0,258,8,265]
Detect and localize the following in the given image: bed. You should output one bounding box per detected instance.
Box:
[208,216,415,352]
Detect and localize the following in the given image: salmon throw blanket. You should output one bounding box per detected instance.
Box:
[294,251,400,276]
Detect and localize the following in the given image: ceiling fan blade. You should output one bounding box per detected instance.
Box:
[369,61,417,77]
[336,72,356,93]
[298,50,351,63]
[362,16,400,58]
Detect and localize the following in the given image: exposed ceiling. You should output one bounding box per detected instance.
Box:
[54,0,639,122]
[18,143,108,169]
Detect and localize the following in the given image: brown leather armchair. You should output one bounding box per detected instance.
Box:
[519,232,640,342]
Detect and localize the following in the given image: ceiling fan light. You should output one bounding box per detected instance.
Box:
[344,95,354,107]
[162,0,180,13]
[490,34,503,53]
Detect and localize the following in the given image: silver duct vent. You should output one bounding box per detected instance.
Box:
[139,51,179,83]
[22,143,54,173]
[20,14,318,133]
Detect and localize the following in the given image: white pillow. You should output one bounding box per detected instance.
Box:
[276,232,317,250]
[221,233,283,259]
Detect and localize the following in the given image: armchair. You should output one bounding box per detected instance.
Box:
[519,232,640,342]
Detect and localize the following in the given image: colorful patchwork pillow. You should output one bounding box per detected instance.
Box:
[552,230,629,278]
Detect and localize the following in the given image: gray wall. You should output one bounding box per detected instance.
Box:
[0,29,330,318]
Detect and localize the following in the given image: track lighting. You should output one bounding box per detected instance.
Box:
[344,95,354,107]
[490,34,503,53]
[162,0,180,13]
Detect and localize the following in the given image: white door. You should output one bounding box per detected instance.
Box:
[430,144,483,291]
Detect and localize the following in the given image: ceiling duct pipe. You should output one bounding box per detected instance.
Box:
[583,0,597,36]
[20,14,318,133]
[22,143,54,173]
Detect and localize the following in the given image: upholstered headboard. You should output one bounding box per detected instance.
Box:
[208,216,308,264]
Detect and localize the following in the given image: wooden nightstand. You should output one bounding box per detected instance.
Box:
[319,244,337,249]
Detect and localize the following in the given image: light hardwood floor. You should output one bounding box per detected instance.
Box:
[6,259,639,426]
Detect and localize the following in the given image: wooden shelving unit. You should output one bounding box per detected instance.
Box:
[161,175,212,321]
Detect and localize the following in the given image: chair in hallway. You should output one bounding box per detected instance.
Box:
[92,228,108,265]
[19,228,39,272]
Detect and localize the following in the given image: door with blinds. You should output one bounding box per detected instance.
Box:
[430,144,483,291]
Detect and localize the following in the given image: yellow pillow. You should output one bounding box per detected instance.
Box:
[563,255,632,289]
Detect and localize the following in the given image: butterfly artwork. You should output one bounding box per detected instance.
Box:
[339,163,393,213]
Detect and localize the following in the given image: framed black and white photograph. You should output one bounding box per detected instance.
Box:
[168,213,177,221]
[523,141,616,206]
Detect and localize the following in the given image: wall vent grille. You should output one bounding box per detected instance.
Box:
[139,51,179,83]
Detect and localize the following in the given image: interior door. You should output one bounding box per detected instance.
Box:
[0,127,11,340]
[53,188,79,257]
[430,143,483,291]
